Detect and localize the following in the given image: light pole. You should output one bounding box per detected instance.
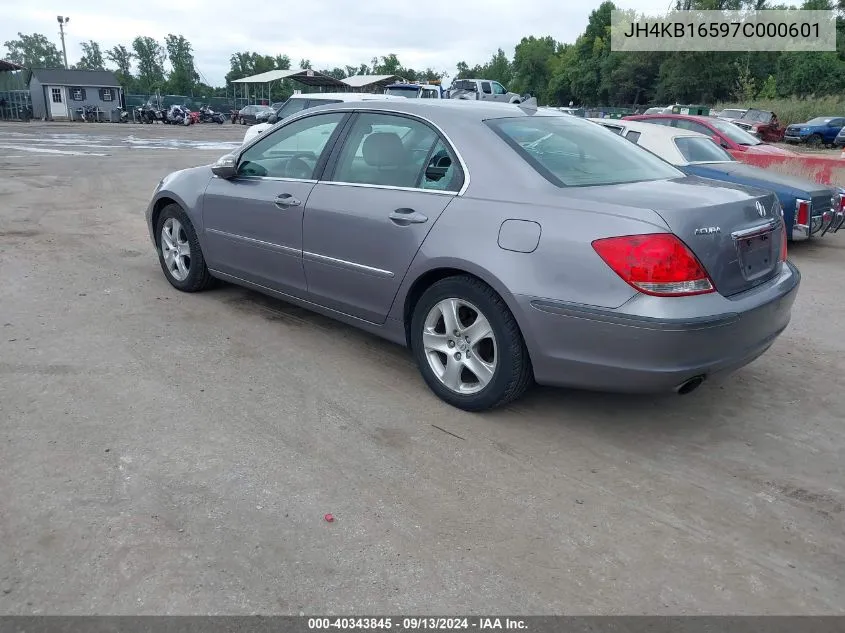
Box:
[57,16,69,69]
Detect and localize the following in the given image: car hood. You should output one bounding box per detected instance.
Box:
[689,162,830,197]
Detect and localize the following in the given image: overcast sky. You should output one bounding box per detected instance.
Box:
[3,0,671,86]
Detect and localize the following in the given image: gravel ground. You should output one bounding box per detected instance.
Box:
[1,121,844,615]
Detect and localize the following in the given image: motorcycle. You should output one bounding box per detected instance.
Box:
[199,105,225,124]
[166,104,192,126]
[78,104,100,122]
[113,107,129,123]
[135,102,164,124]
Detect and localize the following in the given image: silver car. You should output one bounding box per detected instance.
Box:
[145,100,800,411]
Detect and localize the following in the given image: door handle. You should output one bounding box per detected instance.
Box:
[274,193,301,208]
[389,208,428,225]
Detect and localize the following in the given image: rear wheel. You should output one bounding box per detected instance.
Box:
[155,204,215,292]
[410,276,533,411]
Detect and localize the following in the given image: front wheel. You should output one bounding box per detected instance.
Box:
[410,276,533,411]
[807,134,823,147]
[155,204,215,292]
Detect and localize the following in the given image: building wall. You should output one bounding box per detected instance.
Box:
[29,82,123,120]
[62,86,123,120]
[29,77,47,119]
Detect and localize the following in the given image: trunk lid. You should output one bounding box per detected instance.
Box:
[574,176,787,297]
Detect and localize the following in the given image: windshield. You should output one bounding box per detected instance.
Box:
[488,116,683,187]
[806,117,833,125]
[719,109,746,119]
[740,109,773,123]
[674,137,735,163]
[385,86,421,98]
[708,118,763,145]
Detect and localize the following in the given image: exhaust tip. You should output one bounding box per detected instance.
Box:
[676,375,705,395]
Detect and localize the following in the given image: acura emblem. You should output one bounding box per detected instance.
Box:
[756,201,767,217]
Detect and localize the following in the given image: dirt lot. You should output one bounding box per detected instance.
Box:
[1,121,844,615]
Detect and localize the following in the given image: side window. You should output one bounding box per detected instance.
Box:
[830,118,845,127]
[625,130,641,143]
[492,82,507,95]
[332,113,447,189]
[420,140,464,193]
[275,99,308,120]
[237,112,345,180]
[674,119,710,135]
[603,125,623,135]
[647,118,672,127]
[481,82,492,94]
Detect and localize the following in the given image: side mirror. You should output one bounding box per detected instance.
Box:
[268,113,278,124]
[211,154,238,179]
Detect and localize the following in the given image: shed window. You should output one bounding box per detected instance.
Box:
[51,88,63,103]
[71,88,86,101]
[100,88,114,102]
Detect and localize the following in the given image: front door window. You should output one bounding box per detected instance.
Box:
[237,112,346,180]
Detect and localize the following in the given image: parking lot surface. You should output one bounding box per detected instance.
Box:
[1,122,844,615]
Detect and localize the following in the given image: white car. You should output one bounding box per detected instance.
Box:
[242,93,405,145]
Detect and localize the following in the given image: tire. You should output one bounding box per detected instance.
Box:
[410,275,533,411]
[807,134,823,147]
[155,204,215,292]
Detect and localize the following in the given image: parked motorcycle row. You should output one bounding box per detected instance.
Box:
[133,102,225,125]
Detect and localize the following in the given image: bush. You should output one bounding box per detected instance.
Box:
[715,96,845,127]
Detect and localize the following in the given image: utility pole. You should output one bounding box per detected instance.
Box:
[57,16,70,69]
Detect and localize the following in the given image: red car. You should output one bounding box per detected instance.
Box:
[623,114,795,158]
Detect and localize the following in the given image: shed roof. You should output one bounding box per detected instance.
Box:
[0,59,26,72]
[30,68,121,87]
[232,68,347,88]
[342,74,404,88]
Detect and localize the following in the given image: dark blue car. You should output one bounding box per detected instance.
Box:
[784,116,845,147]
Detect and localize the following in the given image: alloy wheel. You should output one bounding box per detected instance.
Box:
[161,218,191,281]
[422,298,498,395]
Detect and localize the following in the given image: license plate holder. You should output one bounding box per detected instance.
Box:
[737,232,775,281]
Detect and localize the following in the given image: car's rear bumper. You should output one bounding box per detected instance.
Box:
[515,261,800,393]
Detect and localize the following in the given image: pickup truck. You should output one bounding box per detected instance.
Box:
[784,116,845,147]
[447,79,524,104]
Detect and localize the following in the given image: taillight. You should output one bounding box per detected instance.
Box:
[795,199,810,226]
[838,193,845,213]
[592,234,715,297]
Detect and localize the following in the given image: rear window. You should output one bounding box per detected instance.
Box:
[385,87,420,98]
[487,116,683,187]
[674,137,734,163]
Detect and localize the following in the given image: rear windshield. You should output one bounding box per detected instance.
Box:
[385,87,420,98]
[674,137,734,163]
[708,118,763,145]
[451,80,477,91]
[487,116,683,187]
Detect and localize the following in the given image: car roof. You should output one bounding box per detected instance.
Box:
[300,99,558,122]
[287,92,404,102]
[590,117,709,139]
[625,113,714,124]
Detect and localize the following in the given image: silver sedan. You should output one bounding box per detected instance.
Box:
[146,100,800,411]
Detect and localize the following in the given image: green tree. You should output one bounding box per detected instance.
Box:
[758,74,778,98]
[3,32,64,68]
[132,36,166,93]
[164,34,198,95]
[105,45,135,90]
[75,40,105,70]
[511,35,558,99]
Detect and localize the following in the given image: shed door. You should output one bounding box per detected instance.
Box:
[48,86,68,118]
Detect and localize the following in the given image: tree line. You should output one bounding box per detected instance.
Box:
[3,0,845,106]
